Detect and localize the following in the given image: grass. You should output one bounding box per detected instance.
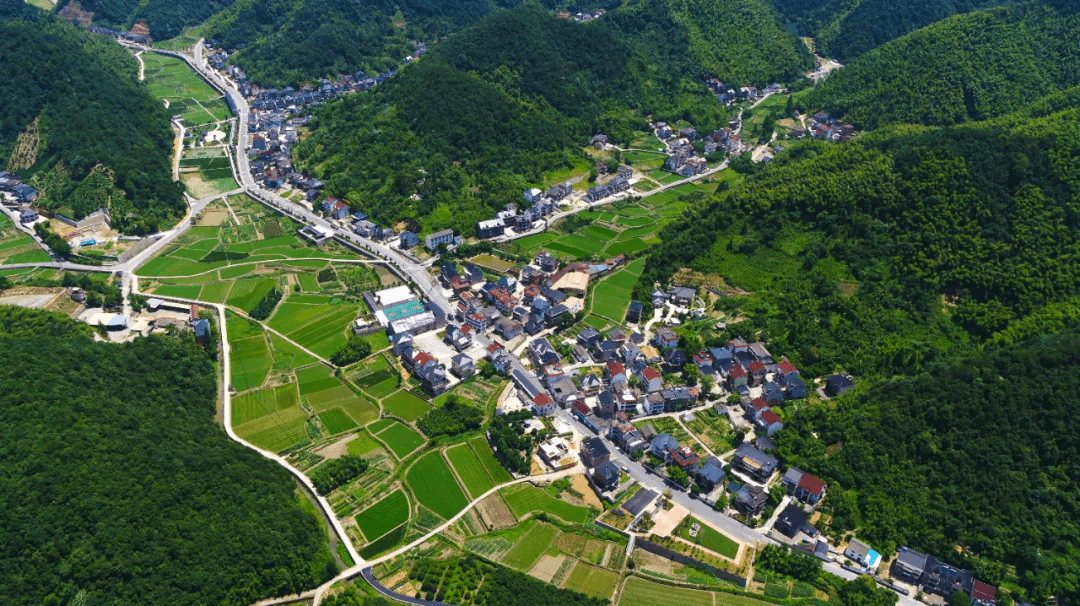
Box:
[469,437,513,484]
[382,390,432,422]
[564,562,618,599]
[354,490,410,542]
[677,516,739,559]
[318,408,358,434]
[501,484,593,525]
[405,451,470,520]
[619,577,715,606]
[230,335,272,392]
[501,522,558,570]
[446,444,496,499]
[375,422,427,459]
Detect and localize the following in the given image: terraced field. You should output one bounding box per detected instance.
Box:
[406,451,470,519]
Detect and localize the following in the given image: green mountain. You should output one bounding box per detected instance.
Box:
[296,6,730,235]
[205,0,512,87]
[602,0,814,86]
[807,1,1080,129]
[0,7,184,234]
[771,0,1006,61]
[55,0,233,40]
[775,330,1080,603]
[635,100,1080,379]
[0,307,336,605]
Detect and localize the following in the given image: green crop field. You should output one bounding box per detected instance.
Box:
[232,383,298,425]
[230,334,272,392]
[619,578,715,606]
[564,562,618,599]
[152,284,203,299]
[318,408,357,434]
[559,234,606,256]
[297,272,320,292]
[382,390,431,422]
[367,419,395,434]
[468,437,513,483]
[346,430,383,456]
[446,444,495,499]
[199,281,233,303]
[678,516,739,559]
[583,225,618,240]
[405,451,470,519]
[308,385,379,425]
[234,402,308,453]
[285,305,356,358]
[546,240,592,259]
[501,484,593,524]
[501,522,557,570]
[141,53,230,124]
[354,490,410,542]
[219,264,256,279]
[226,278,278,313]
[604,239,650,256]
[376,422,426,459]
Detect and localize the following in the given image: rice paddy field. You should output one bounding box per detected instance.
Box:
[500,484,594,525]
[405,451,470,519]
[446,443,496,499]
[381,389,431,422]
[141,52,231,125]
[353,490,410,542]
[373,421,426,459]
[0,215,49,265]
[589,258,646,322]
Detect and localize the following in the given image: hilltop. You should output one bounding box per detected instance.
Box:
[806,1,1080,129]
[296,6,731,235]
[0,7,184,233]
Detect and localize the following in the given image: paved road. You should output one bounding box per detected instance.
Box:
[361,567,450,606]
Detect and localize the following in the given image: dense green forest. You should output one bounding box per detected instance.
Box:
[55,0,232,40]
[635,103,1080,379]
[601,0,814,86]
[296,6,730,235]
[0,307,336,605]
[807,1,1080,129]
[769,0,1004,61]
[0,5,184,234]
[775,331,1080,602]
[205,0,509,87]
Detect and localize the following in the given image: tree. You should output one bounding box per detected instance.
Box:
[701,374,714,395]
[683,364,699,385]
[667,465,689,488]
[330,334,371,366]
[950,592,971,606]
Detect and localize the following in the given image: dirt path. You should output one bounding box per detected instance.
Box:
[134,51,145,81]
[219,193,241,225]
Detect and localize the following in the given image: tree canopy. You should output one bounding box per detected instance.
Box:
[808,1,1080,129]
[0,8,185,234]
[0,307,335,605]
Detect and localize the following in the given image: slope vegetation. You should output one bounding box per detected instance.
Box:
[808,1,1080,129]
[603,0,814,86]
[776,331,1080,603]
[0,9,184,233]
[296,6,729,235]
[0,307,336,605]
[771,0,1004,61]
[56,0,233,40]
[206,0,505,87]
[636,103,1080,378]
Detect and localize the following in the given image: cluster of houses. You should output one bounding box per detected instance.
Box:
[656,121,743,170]
[0,172,40,224]
[398,341,451,395]
[838,541,998,606]
[704,77,784,106]
[584,165,633,203]
[556,9,607,22]
[87,24,150,45]
[476,188,564,240]
[791,111,855,142]
[248,114,324,195]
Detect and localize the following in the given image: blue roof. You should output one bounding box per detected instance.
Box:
[651,434,679,452]
[192,318,210,337]
[699,463,725,484]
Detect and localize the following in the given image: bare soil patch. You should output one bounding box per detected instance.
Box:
[529,554,566,583]
[475,492,517,530]
[570,473,603,508]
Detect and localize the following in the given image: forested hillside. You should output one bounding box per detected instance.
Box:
[55,0,232,40]
[0,7,185,234]
[807,1,1080,129]
[602,0,814,86]
[775,331,1080,602]
[770,0,1003,61]
[0,307,336,605]
[297,6,730,235]
[205,0,506,87]
[636,103,1080,378]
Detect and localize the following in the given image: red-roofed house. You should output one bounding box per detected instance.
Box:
[571,400,592,418]
[747,360,767,386]
[760,409,784,436]
[639,366,663,392]
[532,392,556,416]
[693,350,713,372]
[728,363,748,388]
[743,397,769,422]
[466,312,489,332]
[794,472,826,503]
[671,446,700,470]
[606,360,626,384]
[411,350,435,368]
[778,358,799,376]
[970,580,997,606]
